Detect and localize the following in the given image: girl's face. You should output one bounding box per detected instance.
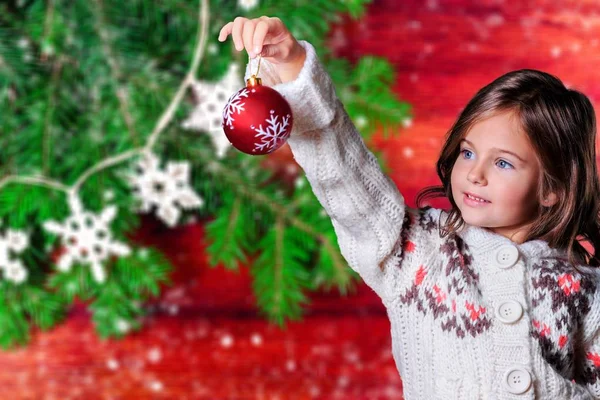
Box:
[450,111,546,243]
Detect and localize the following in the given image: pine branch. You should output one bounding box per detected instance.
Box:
[89,248,171,338]
[21,286,66,330]
[0,302,30,349]
[0,284,32,348]
[91,0,140,146]
[252,215,312,325]
[0,0,211,198]
[48,264,98,303]
[0,0,412,347]
[205,195,252,270]
[187,145,354,296]
[42,59,59,175]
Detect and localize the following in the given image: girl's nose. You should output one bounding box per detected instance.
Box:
[467,164,487,185]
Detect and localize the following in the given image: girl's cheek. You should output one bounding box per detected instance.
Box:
[450,168,461,188]
[501,179,532,204]
[452,163,469,181]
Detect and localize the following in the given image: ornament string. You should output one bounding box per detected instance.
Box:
[254,54,262,77]
[0,0,210,204]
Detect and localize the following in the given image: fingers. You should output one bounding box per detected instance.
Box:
[218,16,277,59]
[253,19,269,56]
[217,22,231,42]
[231,17,246,52]
[242,20,257,57]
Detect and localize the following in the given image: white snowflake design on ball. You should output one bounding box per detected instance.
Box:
[251,109,292,153]
[222,87,249,129]
[43,195,130,283]
[127,152,204,227]
[0,229,29,284]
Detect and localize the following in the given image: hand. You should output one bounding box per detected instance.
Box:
[218,16,306,83]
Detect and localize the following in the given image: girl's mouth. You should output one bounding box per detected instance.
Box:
[464,192,491,206]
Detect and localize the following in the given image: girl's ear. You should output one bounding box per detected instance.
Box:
[542,192,558,207]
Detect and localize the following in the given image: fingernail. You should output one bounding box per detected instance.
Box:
[254,46,261,55]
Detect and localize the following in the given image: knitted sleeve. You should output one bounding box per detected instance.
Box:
[577,269,600,398]
[244,41,434,304]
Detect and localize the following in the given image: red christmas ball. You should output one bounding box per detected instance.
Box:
[222,75,293,155]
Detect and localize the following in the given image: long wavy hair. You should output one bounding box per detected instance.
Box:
[416,69,600,267]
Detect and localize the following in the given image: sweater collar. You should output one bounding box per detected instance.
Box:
[458,223,568,260]
[437,210,569,261]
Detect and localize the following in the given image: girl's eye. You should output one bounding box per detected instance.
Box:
[497,159,514,169]
[460,149,514,169]
[460,149,473,159]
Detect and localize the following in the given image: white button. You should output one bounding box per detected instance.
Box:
[495,245,520,268]
[502,367,532,394]
[495,300,523,324]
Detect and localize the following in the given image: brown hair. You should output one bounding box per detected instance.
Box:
[417,69,600,267]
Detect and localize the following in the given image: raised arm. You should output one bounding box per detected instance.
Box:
[245,40,419,304]
[221,16,432,304]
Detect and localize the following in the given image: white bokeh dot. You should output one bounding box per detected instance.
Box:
[115,319,131,333]
[251,333,263,346]
[286,359,296,372]
[149,380,163,392]
[338,375,350,388]
[221,334,234,348]
[148,347,162,363]
[106,359,119,370]
[355,115,368,129]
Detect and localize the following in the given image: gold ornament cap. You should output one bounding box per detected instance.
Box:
[246,74,262,87]
[246,54,262,87]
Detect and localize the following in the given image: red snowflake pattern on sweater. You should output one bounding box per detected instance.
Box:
[396,208,492,338]
[391,207,600,388]
[528,259,596,381]
[587,352,600,367]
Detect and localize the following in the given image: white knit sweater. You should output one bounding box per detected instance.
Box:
[245,40,600,400]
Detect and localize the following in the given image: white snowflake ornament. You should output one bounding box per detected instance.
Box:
[127,152,203,227]
[43,195,130,283]
[182,63,243,158]
[0,229,29,284]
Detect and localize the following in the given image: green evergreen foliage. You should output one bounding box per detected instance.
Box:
[0,0,412,347]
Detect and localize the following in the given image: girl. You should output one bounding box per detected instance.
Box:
[218,16,600,399]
